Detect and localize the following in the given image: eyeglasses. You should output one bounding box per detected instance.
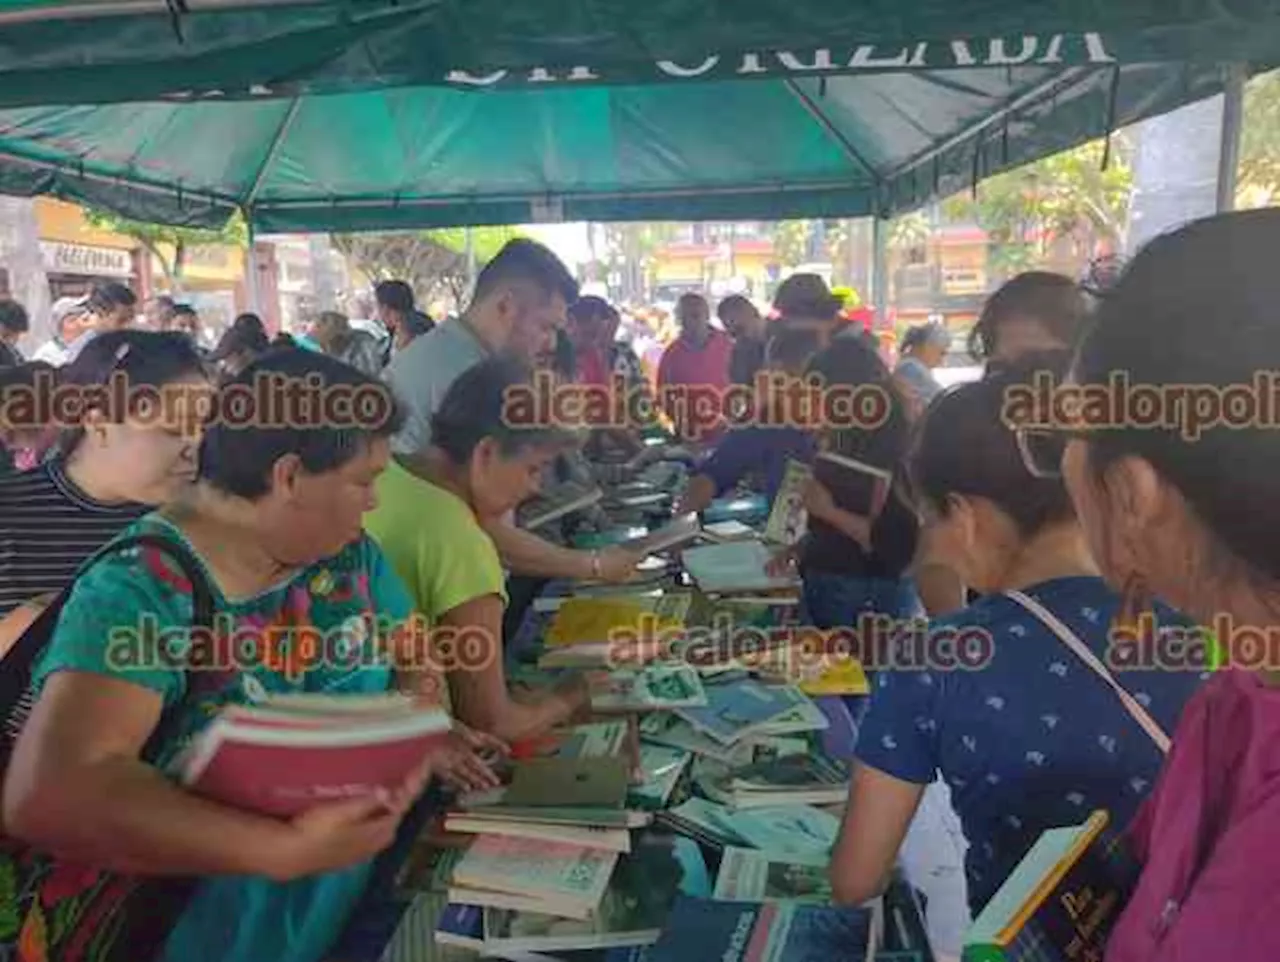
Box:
[1014,424,1098,480]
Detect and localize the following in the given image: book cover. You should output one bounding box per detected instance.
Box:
[481,836,686,954]
[452,836,618,913]
[444,816,632,854]
[504,757,631,809]
[813,450,892,521]
[627,743,692,810]
[447,885,601,921]
[701,519,757,542]
[963,811,1136,962]
[696,754,849,811]
[646,897,879,962]
[712,847,835,903]
[797,657,871,697]
[763,459,813,547]
[674,680,813,745]
[520,483,605,531]
[623,513,702,557]
[180,706,451,818]
[589,663,708,713]
[546,594,693,651]
[456,803,651,830]
[681,541,800,595]
[510,721,629,762]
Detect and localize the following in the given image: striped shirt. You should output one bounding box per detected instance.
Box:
[0,459,149,617]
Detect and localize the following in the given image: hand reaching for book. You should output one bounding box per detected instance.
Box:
[274,762,431,880]
[766,546,799,578]
[595,546,646,584]
[430,725,506,794]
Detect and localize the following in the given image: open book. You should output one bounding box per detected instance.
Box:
[681,541,800,595]
[180,694,451,817]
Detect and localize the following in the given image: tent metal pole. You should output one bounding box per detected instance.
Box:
[244,218,261,315]
[871,215,889,325]
[1216,63,1247,213]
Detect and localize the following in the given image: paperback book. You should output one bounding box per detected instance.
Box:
[681,540,800,595]
[696,753,849,810]
[762,459,812,546]
[451,836,619,920]
[627,743,692,810]
[646,897,880,962]
[180,698,451,817]
[813,450,892,521]
[962,811,1136,962]
[712,847,835,903]
[589,663,708,713]
[479,836,687,955]
[674,679,815,745]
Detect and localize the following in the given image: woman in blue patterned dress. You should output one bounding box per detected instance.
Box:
[829,358,1206,919]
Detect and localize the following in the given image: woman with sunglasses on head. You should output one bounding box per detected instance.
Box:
[829,358,1204,928]
[0,331,208,649]
[1059,211,1280,962]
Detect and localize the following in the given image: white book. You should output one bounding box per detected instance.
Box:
[452,836,618,914]
[444,816,632,853]
[681,540,800,595]
[445,886,595,922]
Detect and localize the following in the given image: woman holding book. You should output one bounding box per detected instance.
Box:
[365,355,592,743]
[829,361,1204,926]
[787,336,920,627]
[2,349,496,962]
[1054,212,1280,962]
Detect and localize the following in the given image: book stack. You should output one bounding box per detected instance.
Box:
[178,692,451,817]
[694,754,851,811]
[430,720,692,957]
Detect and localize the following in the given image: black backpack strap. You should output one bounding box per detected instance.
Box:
[0,532,216,764]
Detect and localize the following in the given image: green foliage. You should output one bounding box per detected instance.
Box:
[84,208,247,286]
[331,226,525,307]
[1239,68,1280,207]
[941,139,1132,276]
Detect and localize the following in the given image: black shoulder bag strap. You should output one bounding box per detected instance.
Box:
[0,531,217,771]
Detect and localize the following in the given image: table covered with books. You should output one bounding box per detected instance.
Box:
[326,448,938,962]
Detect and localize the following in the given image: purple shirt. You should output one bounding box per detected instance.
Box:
[699,426,816,504]
[1107,669,1280,962]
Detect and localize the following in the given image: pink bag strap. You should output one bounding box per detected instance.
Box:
[1006,589,1171,754]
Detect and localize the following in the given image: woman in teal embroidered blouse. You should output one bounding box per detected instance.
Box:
[3,349,497,962]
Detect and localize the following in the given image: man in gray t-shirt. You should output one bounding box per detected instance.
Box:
[385,316,490,455]
[382,239,646,585]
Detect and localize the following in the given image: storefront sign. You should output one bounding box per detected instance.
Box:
[40,241,133,278]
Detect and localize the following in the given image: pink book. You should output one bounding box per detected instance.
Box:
[180,705,451,818]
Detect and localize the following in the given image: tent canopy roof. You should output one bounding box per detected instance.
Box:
[0,2,1274,230]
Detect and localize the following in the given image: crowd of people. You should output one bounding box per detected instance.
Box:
[0,209,1273,961]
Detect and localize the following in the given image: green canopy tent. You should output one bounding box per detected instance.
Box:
[0,1,1271,234]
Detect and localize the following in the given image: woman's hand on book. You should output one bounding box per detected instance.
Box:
[273,791,407,880]
[766,546,799,578]
[801,478,838,523]
[430,724,507,794]
[594,546,646,583]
